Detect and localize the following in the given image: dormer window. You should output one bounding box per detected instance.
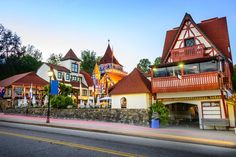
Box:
[184,38,195,47]
[71,63,78,73]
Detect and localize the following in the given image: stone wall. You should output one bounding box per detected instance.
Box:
[4,108,150,126]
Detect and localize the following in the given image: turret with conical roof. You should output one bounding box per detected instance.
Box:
[98,42,122,66]
[93,41,127,97]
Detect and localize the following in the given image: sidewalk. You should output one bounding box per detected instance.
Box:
[0,113,236,148]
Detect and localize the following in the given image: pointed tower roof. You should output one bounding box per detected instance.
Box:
[98,42,122,66]
[61,49,81,62]
[110,68,151,95]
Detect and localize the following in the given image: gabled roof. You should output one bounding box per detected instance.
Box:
[98,43,122,66]
[61,49,81,62]
[0,72,48,87]
[162,13,232,63]
[46,63,70,73]
[110,68,151,95]
[80,70,93,87]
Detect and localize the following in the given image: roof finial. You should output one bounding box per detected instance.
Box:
[108,39,110,44]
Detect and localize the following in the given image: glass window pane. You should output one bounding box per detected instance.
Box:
[154,68,167,77]
[184,63,199,74]
[185,38,195,47]
[167,66,181,76]
[200,61,218,73]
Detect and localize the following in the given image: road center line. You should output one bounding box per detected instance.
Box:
[0,130,146,157]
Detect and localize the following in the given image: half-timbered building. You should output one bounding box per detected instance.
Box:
[151,13,235,129]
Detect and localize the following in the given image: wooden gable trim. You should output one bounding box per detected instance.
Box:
[163,13,228,63]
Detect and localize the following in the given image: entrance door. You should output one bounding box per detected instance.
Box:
[166,103,199,127]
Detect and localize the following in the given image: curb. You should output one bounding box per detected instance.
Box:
[1,119,236,149]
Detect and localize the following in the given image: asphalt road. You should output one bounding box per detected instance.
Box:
[0,122,235,157]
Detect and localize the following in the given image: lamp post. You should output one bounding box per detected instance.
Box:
[46,70,53,123]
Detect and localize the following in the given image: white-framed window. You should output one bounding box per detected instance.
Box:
[66,73,70,80]
[71,63,78,73]
[58,71,62,79]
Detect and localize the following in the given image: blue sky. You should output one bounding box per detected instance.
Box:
[0,0,235,72]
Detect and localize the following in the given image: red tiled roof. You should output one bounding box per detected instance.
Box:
[198,17,232,59]
[80,70,93,87]
[98,44,122,66]
[61,49,81,62]
[162,14,232,62]
[0,72,48,87]
[162,29,178,62]
[46,63,70,73]
[110,68,151,95]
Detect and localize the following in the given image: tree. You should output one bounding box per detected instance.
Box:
[137,58,151,73]
[47,53,63,65]
[80,50,97,75]
[21,45,42,61]
[154,57,162,66]
[232,65,236,92]
[0,24,43,80]
[0,24,22,58]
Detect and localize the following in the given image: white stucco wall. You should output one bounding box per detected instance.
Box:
[36,64,50,82]
[59,59,81,74]
[111,93,151,109]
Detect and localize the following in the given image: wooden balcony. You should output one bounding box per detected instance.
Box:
[152,72,220,93]
[171,44,205,62]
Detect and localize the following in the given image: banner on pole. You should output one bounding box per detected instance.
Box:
[50,80,59,95]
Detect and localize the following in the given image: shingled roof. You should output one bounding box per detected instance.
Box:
[0,72,48,87]
[61,49,81,62]
[45,63,70,72]
[110,68,151,95]
[98,43,122,66]
[162,13,232,63]
[80,70,93,87]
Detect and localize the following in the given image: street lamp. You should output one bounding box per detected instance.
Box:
[46,70,53,123]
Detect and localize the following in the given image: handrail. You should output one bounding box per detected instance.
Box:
[152,72,220,93]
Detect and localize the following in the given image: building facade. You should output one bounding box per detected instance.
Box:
[37,49,94,106]
[151,13,235,129]
[110,68,151,109]
[93,41,128,98]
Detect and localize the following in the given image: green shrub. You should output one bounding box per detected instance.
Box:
[65,96,75,108]
[51,95,66,109]
[149,100,169,125]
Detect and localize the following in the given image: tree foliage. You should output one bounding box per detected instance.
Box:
[21,45,43,61]
[154,57,162,66]
[232,65,236,92]
[0,24,22,58]
[137,58,151,73]
[47,53,63,65]
[0,24,43,80]
[80,50,97,75]
[149,101,169,125]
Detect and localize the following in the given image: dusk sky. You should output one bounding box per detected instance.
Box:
[0,0,235,72]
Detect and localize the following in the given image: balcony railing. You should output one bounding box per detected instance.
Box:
[171,44,205,62]
[152,72,220,93]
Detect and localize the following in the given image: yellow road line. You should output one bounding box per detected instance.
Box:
[0,131,146,157]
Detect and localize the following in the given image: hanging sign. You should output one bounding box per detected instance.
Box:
[50,80,59,95]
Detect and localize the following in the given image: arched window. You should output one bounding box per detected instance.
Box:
[120,97,127,108]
